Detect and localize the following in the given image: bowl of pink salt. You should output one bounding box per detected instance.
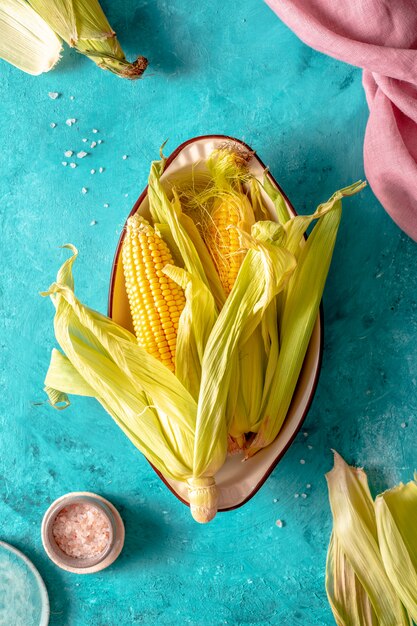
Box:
[41,492,125,574]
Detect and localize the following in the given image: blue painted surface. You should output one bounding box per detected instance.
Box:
[0,1,416,624]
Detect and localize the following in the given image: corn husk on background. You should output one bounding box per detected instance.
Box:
[28,0,148,78]
[0,0,62,75]
[326,451,417,625]
[43,146,364,523]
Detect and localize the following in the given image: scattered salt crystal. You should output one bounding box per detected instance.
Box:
[77,151,88,159]
[48,92,59,100]
[294,493,299,498]
[82,138,88,143]
[90,220,97,226]
[69,163,77,169]
[90,169,96,175]
[307,445,313,450]
[275,519,284,528]
[306,484,311,489]
[122,155,128,160]
[401,422,407,428]
[64,150,73,157]
[303,432,308,437]
[97,139,103,144]
[103,203,109,208]
[90,141,97,149]
[52,503,110,559]
[124,193,128,197]
[99,167,104,173]
[50,122,57,128]
[273,498,277,503]
[70,95,75,100]
[247,579,253,584]
[300,459,306,465]
[66,118,77,127]
[62,162,68,167]
[82,187,88,194]
[92,129,98,133]
[301,493,308,499]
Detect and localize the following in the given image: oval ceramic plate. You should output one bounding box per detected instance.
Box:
[0,541,49,626]
[108,135,323,512]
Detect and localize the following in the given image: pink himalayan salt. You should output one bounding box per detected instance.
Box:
[52,503,111,559]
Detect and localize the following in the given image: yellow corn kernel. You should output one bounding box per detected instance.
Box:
[122,214,186,372]
[205,199,245,295]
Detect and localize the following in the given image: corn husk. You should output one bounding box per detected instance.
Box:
[28,0,147,79]
[0,0,62,75]
[246,182,365,456]
[375,481,417,622]
[325,452,412,626]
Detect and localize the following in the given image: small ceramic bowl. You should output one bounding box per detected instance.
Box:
[41,492,125,574]
[108,135,323,513]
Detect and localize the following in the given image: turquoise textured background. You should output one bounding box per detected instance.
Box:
[0,1,416,624]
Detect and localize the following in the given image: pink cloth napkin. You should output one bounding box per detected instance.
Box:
[266,0,417,240]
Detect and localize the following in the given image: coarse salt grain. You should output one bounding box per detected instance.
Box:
[70,95,75,100]
[90,141,97,149]
[122,155,128,160]
[300,459,306,465]
[401,422,407,428]
[306,484,311,489]
[77,151,88,159]
[52,503,110,559]
[301,493,308,499]
[66,118,77,127]
[307,445,313,450]
[92,129,98,133]
[294,493,299,498]
[64,150,73,157]
[50,122,57,128]
[275,519,284,528]
[97,140,103,144]
[82,187,88,194]
[90,169,96,175]
[48,92,59,100]
[62,162,68,167]
[104,203,109,208]
[69,163,77,169]
[90,220,97,226]
[82,138,88,143]
[99,167,104,173]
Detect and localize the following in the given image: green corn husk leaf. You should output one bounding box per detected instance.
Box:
[163,264,218,402]
[28,0,147,79]
[247,203,342,455]
[325,452,412,626]
[229,325,266,444]
[42,245,196,481]
[148,159,226,309]
[262,172,291,224]
[375,481,417,622]
[193,226,296,477]
[0,0,62,75]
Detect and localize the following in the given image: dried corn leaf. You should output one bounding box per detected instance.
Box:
[326,452,412,626]
[0,0,62,75]
[376,481,417,622]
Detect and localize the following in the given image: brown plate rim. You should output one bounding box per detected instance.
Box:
[107,134,324,513]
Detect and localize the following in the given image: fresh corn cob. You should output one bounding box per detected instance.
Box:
[122,214,185,372]
[205,197,244,295]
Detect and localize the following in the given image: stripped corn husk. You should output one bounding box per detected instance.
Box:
[325,452,413,626]
[28,0,147,79]
[0,0,62,75]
